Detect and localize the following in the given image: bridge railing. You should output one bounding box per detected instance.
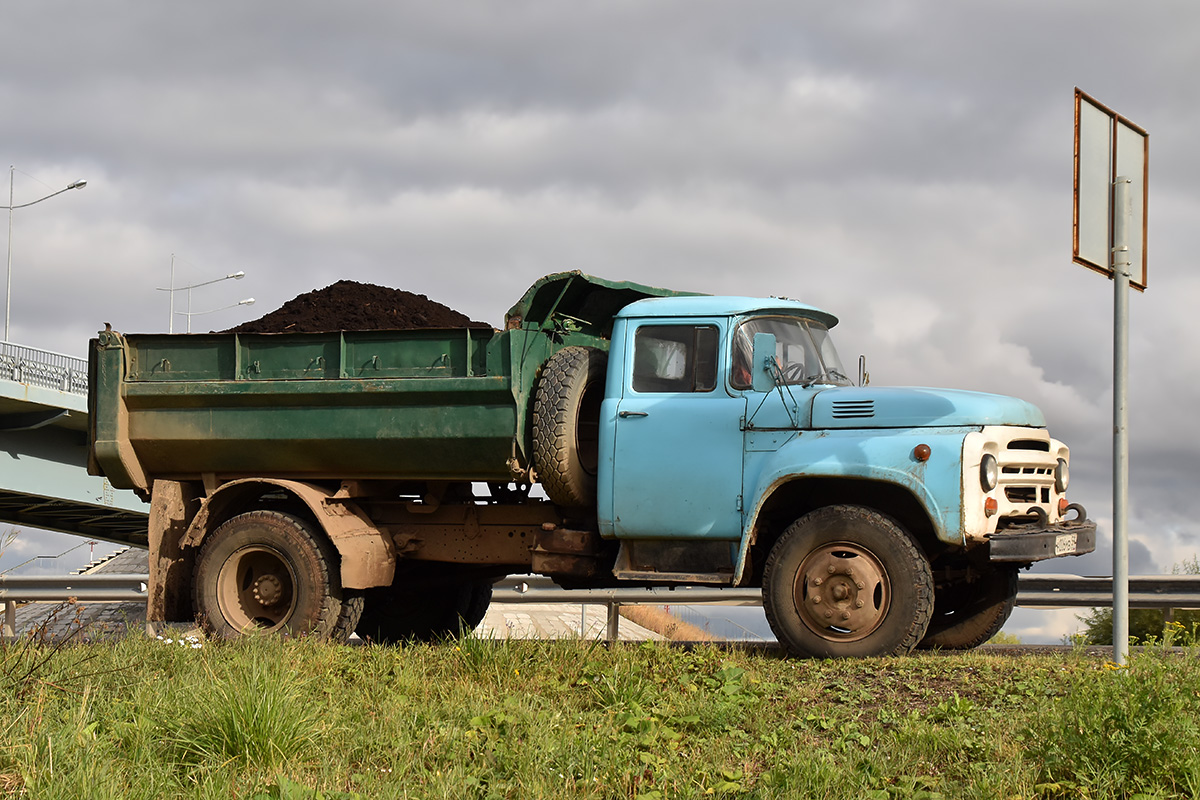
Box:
[0,342,89,395]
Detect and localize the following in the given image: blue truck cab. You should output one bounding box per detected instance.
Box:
[594,294,1095,657]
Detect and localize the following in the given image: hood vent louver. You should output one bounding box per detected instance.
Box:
[831,400,875,419]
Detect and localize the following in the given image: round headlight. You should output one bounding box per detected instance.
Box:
[1055,458,1069,493]
[980,453,998,492]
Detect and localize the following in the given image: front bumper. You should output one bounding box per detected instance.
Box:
[986,506,1097,563]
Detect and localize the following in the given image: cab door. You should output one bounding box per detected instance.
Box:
[608,321,746,539]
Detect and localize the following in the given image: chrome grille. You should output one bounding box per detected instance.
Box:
[997,441,1057,514]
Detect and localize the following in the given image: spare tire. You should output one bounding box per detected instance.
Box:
[533,346,607,508]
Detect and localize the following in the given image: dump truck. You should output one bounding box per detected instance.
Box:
[88,271,1095,657]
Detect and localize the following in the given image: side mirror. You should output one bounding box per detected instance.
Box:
[751,332,777,393]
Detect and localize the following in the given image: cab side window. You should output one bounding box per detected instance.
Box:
[632,325,718,393]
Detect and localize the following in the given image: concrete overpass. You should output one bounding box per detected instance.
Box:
[0,341,148,547]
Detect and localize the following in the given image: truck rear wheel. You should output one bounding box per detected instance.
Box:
[356,579,493,644]
[763,505,934,658]
[918,566,1019,650]
[533,346,607,508]
[193,511,362,641]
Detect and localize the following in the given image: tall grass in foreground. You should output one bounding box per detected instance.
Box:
[2,631,1200,799]
[162,636,320,772]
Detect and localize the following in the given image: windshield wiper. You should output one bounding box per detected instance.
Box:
[825,368,851,384]
[800,368,852,388]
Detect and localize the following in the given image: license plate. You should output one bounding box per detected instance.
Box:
[1054,532,1078,556]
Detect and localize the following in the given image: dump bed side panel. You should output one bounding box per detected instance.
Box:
[91,328,519,490]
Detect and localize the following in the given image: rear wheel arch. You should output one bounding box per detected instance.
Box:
[181,478,395,592]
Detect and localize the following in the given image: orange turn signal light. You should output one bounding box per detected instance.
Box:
[984,497,998,517]
[913,444,931,462]
[1059,498,1069,516]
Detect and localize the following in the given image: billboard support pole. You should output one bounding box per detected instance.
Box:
[1112,175,1132,666]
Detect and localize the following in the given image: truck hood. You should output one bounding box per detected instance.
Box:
[809,386,1046,429]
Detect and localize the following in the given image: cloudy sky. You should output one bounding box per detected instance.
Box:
[2,1,1197,642]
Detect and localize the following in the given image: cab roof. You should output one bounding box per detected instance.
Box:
[504,271,837,335]
[615,294,839,328]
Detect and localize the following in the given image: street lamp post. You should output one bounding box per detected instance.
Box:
[174,298,256,333]
[3,167,88,341]
[156,258,246,333]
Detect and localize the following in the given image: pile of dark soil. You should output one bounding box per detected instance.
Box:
[227,280,492,333]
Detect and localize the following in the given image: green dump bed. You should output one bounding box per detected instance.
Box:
[88,272,690,493]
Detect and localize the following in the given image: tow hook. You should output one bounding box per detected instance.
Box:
[1029,503,1088,526]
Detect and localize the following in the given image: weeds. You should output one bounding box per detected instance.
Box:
[1027,647,1200,797]
[1,526,111,689]
[1,600,118,702]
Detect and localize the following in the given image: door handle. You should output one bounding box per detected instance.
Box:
[619,410,649,418]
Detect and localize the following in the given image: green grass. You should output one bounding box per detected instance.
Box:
[3,631,1200,799]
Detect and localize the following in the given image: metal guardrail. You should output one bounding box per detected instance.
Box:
[0,341,89,395]
[491,581,760,606]
[5,573,1200,642]
[0,574,148,637]
[484,575,1200,641]
[491,580,763,640]
[1016,574,1200,609]
[491,574,1200,610]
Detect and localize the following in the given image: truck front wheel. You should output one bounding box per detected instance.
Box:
[918,566,1019,650]
[763,505,934,658]
[193,511,362,641]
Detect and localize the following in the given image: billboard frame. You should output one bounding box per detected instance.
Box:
[1073,88,1149,291]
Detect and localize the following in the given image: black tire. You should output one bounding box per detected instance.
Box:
[333,593,366,643]
[918,566,1019,650]
[532,346,607,509]
[193,510,361,641]
[356,579,493,644]
[762,505,934,658]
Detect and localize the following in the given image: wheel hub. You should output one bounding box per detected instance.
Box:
[252,574,284,607]
[215,544,298,632]
[795,543,890,642]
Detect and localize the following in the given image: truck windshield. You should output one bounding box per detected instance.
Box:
[731,316,853,389]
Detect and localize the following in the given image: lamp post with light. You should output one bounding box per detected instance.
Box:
[174,298,256,333]
[156,256,247,333]
[3,167,88,341]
